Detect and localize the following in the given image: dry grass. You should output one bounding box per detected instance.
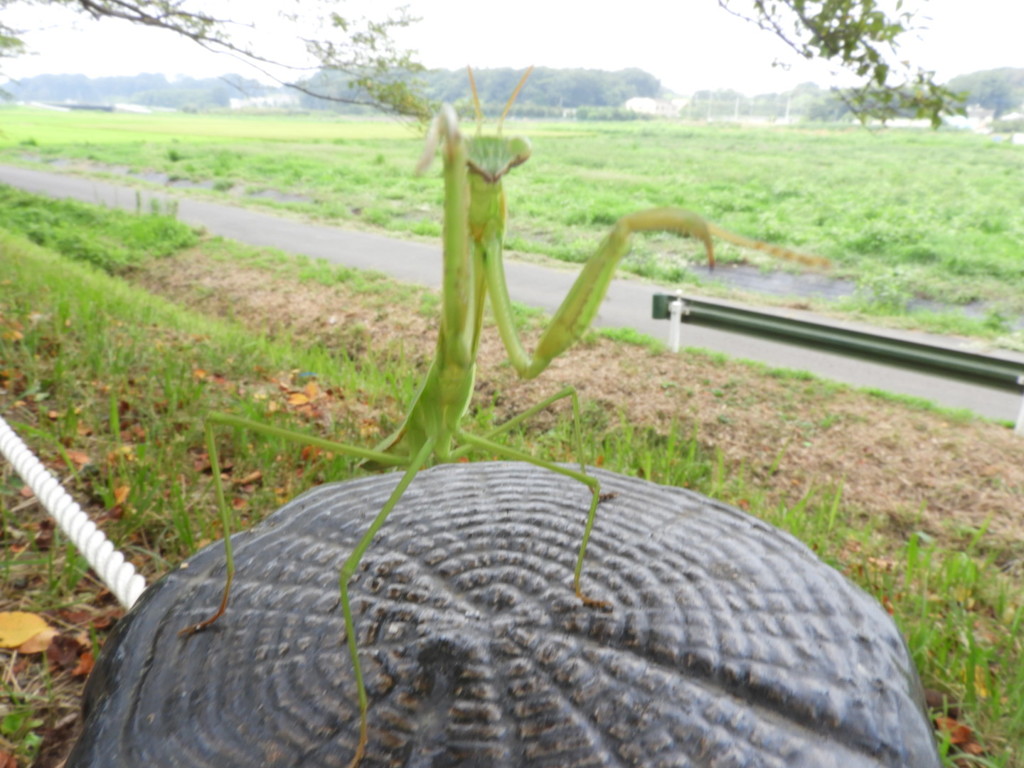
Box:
[133,249,1024,564]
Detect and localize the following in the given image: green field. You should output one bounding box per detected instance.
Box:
[2,106,1023,341]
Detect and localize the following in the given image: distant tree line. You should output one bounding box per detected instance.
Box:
[664,69,1024,124]
[1,67,662,115]
[296,67,663,115]
[678,83,852,122]
[2,72,275,111]
[6,67,1022,125]
[947,68,1024,118]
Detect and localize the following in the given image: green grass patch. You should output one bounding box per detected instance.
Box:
[0,184,198,273]
[0,107,416,144]
[0,229,417,573]
[2,107,1023,323]
[574,419,1023,765]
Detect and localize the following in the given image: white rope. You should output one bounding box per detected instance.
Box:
[0,413,146,608]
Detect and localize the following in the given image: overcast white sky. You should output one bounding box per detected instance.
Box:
[3,0,1022,95]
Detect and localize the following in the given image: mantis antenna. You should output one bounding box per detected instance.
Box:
[467,66,484,124]
[466,65,535,131]
[500,66,534,125]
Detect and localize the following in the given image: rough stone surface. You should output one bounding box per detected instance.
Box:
[69,463,939,767]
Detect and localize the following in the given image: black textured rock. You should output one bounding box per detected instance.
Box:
[69,463,939,768]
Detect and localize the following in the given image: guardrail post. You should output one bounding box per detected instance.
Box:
[1016,376,1024,435]
[668,291,684,353]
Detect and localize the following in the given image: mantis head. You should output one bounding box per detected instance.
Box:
[465,66,532,184]
[416,66,533,183]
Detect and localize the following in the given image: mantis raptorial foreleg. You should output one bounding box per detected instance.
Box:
[485,208,718,379]
[181,66,827,768]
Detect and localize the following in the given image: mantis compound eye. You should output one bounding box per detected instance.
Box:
[507,136,531,167]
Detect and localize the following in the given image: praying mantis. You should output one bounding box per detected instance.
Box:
[180,67,827,767]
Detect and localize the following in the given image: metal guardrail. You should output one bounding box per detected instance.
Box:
[652,293,1024,433]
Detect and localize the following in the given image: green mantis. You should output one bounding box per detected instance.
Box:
[181,67,826,768]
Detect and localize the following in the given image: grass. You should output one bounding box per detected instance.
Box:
[0,185,197,272]
[1,190,1022,766]
[2,106,1023,341]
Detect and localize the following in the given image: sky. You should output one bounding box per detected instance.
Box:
[3,0,1023,95]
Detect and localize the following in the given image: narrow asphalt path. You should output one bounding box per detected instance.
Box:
[2,164,1022,424]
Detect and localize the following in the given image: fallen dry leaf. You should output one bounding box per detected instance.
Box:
[18,627,59,654]
[88,609,122,631]
[113,484,130,505]
[287,391,310,406]
[72,651,95,678]
[46,633,84,672]
[35,518,55,550]
[65,449,91,467]
[0,611,52,648]
[106,444,135,464]
[935,715,984,755]
[58,609,92,625]
[231,470,263,486]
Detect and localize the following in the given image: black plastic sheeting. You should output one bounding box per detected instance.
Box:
[69,463,939,767]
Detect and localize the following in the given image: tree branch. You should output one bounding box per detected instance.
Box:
[717,0,964,125]
[58,0,430,116]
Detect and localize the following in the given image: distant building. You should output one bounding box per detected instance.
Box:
[624,97,687,117]
[882,118,933,129]
[229,93,300,110]
[25,101,70,112]
[944,104,997,133]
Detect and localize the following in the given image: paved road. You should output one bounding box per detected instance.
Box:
[3,164,1022,424]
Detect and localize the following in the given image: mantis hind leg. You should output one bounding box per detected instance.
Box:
[453,391,612,611]
[179,411,407,638]
[178,420,237,636]
[455,385,587,473]
[179,412,431,767]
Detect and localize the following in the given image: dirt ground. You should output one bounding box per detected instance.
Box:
[132,249,1024,570]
